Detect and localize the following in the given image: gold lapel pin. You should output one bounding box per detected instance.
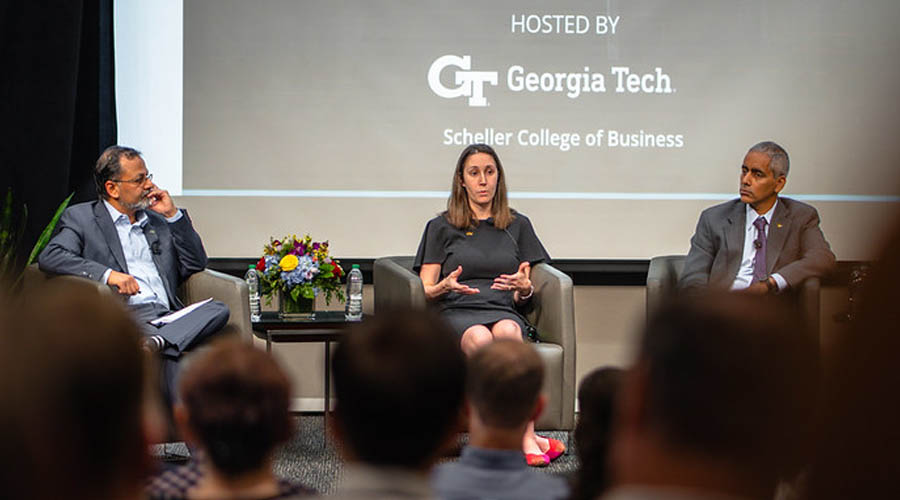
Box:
[777,223,783,228]
[465,232,473,236]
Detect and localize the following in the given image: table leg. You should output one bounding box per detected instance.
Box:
[323,340,331,448]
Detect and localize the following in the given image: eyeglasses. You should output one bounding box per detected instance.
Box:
[111,173,153,185]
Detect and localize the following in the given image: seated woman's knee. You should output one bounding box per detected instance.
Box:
[461,325,493,353]
[492,320,522,341]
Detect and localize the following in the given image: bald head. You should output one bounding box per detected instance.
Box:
[467,340,544,428]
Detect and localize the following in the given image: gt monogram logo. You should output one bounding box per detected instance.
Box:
[427,55,498,107]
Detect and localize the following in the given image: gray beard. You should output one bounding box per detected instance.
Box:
[121,196,151,212]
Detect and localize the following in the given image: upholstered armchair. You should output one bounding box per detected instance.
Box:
[24,264,251,340]
[646,254,821,342]
[373,256,577,430]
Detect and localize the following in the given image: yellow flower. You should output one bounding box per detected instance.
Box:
[279,254,299,272]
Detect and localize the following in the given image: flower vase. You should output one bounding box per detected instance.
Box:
[279,292,315,320]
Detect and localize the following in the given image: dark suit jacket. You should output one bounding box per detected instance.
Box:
[678,197,836,290]
[38,200,208,310]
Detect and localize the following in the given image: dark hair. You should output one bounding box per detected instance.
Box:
[0,283,147,500]
[332,309,466,468]
[178,340,292,477]
[94,145,142,199]
[640,293,818,484]
[446,144,513,230]
[466,339,543,428]
[571,367,622,500]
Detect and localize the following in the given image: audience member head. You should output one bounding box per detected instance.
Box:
[332,309,466,469]
[0,283,151,500]
[806,215,900,499]
[447,143,512,229]
[571,367,623,500]
[466,339,545,430]
[610,292,819,498]
[176,339,293,477]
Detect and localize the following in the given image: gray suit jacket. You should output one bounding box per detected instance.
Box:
[678,197,835,290]
[38,200,208,310]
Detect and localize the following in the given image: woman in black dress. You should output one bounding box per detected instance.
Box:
[414,144,563,465]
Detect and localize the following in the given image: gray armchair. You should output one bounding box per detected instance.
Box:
[646,255,821,342]
[373,256,576,430]
[24,264,251,340]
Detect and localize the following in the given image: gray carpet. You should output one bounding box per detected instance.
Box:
[274,415,578,494]
[155,414,578,494]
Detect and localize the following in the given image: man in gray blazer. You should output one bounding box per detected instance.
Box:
[678,141,835,293]
[39,145,229,402]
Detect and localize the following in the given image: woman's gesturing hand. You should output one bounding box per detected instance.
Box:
[492,261,532,295]
[442,265,480,295]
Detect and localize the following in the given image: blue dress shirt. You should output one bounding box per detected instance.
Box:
[101,200,182,308]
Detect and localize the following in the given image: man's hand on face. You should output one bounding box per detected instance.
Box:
[107,270,140,295]
[146,186,178,218]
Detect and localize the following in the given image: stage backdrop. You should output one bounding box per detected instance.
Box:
[115,0,900,260]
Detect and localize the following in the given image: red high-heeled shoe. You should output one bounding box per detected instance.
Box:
[544,437,566,461]
[525,453,550,467]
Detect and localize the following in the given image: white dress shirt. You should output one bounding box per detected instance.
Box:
[730,200,787,292]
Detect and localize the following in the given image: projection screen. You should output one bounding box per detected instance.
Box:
[115,0,900,260]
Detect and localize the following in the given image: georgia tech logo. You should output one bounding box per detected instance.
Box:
[427,55,498,107]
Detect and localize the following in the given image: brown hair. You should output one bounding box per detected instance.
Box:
[446,144,513,230]
[572,367,622,500]
[0,283,148,500]
[332,309,466,468]
[466,340,544,428]
[178,340,293,477]
[640,292,818,486]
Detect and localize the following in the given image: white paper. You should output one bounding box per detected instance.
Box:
[150,298,213,326]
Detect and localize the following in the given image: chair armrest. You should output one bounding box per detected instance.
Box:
[179,269,251,340]
[646,255,686,318]
[374,256,426,314]
[24,263,113,295]
[528,263,574,345]
[527,263,576,429]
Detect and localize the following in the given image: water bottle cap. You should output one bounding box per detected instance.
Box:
[352,264,360,269]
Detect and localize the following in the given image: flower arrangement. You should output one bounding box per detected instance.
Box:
[256,235,345,310]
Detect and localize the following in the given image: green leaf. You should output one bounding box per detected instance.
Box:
[301,286,315,299]
[290,286,301,302]
[24,192,73,267]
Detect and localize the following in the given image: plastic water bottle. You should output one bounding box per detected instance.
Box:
[345,264,363,321]
[245,264,261,322]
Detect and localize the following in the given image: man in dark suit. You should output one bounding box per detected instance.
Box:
[678,141,835,293]
[39,145,229,403]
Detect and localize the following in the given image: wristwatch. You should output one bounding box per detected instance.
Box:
[763,276,776,293]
